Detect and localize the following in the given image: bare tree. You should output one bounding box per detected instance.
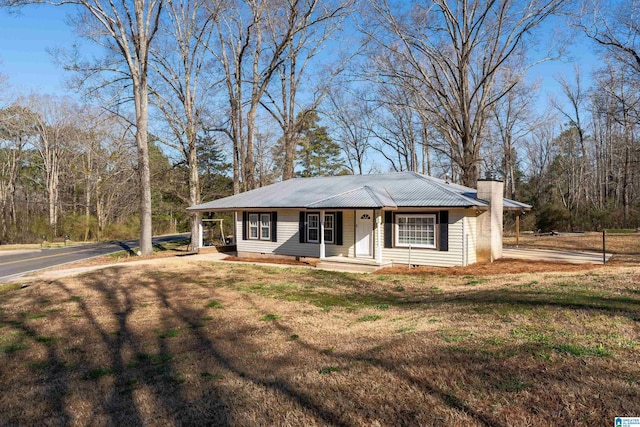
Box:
[523,117,558,210]
[326,87,374,175]
[261,0,352,181]
[367,84,434,173]
[254,129,279,187]
[5,0,165,253]
[578,0,640,226]
[28,95,82,236]
[363,0,564,186]
[488,67,538,199]
[0,104,32,241]
[151,0,218,249]
[211,0,348,192]
[590,62,640,226]
[579,0,640,73]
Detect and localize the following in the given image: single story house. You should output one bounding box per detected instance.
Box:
[187,171,530,267]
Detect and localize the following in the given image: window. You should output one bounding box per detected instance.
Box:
[324,213,334,244]
[248,213,271,241]
[300,212,342,245]
[248,214,259,239]
[260,213,270,240]
[307,213,319,243]
[395,214,436,248]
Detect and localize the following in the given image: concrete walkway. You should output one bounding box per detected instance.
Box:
[503,247,612,264]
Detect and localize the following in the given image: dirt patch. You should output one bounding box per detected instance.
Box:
[377,258,605,276]
[223,255,319,267]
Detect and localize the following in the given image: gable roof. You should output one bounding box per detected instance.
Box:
[187,171,532,211]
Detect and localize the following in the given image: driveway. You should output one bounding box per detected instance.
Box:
[503,247,612,264]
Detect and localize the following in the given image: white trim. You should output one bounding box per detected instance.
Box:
[323,213,335,244]
[260,213,271,241]
[395,213,436,249]
[233,211,237,244]
[248,213,259,240]
[320,210,326,259]
[248,212,271,241]
[355,209,373,258]
[376,212,382,264]
[307,213,320,243]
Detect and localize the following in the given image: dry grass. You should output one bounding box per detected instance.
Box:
[1,261,639,426]
[377,258,605,276]
[47,241,195,270]
[505,232,640,263]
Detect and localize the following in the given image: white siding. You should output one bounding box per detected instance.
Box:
[464,214,477,265]
[380,209,475,267]
[236,209,354,258]
[236,208,478,266]
[325,210,354,257]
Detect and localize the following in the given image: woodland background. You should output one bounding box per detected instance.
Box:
[0,0,639,245]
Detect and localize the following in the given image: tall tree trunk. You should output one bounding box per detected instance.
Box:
[84,149,92,242]
[282,127,297,180]
[135,78,153,255]
[189,127,201,247]
[244,103,257,190]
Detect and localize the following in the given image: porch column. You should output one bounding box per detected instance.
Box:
[320,209,326,259]
[197,218,203,250]
[233,211,238,244]
[376,212,382,264]
[515,211,520,248]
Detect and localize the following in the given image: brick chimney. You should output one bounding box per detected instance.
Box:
[476,174,504,262]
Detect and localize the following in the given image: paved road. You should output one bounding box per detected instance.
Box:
[0,234,189,283]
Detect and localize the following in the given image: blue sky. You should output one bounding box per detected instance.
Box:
[0,7,79,93]
[0,6,599,111]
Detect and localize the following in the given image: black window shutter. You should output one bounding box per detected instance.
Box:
[242,211,248,240]
[271,211,277,242]
[335,212,343,245]
[384,211,393,248]
[299,211,306,243]
[439,211,449,251]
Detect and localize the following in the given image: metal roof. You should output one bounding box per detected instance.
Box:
[503,198,532,211]
[187,171,531,211]
[305,185,398,209]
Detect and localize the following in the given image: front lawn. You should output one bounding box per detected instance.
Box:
[0,261,638,425]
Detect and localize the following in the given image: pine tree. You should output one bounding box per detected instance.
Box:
[295,111,348,177]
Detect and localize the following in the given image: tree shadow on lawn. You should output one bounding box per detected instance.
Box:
[0,267,638,426]
[434,287,640,323]
[311,269,640,323]
[238,291,639,426]
[199,266,640,323]
[0,268,232,426]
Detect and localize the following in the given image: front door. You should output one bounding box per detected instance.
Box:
[355,210,373,258]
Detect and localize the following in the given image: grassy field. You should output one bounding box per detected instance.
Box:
[0,260,638,426]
